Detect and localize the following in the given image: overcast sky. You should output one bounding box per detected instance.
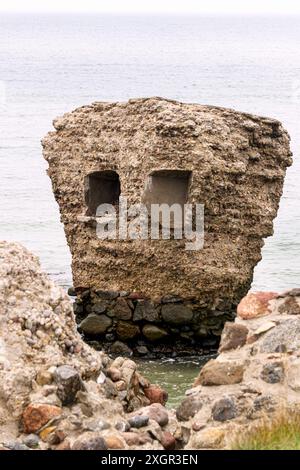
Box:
[0,0,299,14]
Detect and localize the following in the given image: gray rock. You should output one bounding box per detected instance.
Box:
[119,291,129,297]
[260,318,300,353]
[133,300,160,322]
[5,441,31,450]
[79,314,112,335]
[140,403,169,427]
[211,397,237,422]
[54,365,83,405]
[22,434,40,448]
[278,296,300,315]
[219,322,248,352]
[109,341,133,357]
[161,294,182,303]
[92,301,108,314]
[67,286,76,297]
[211,397,237,421]
[261,361,284,384]
[73,302,83,315]
[128,415,149,428]
[96,290,119,300]
[105,333,115,341]
[110,297,132,320]
[136,345,149,355]
[83,419,111,432]
[115,420,130,432]
[176,396,203,421]
[248,395,277,419]
[142,324,168,342]
[72,432,107,450]
[103,378,118,398]
[161,304,193,325]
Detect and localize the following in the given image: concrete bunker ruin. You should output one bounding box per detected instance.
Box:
[42,97,292,357]
[85,170,121,216]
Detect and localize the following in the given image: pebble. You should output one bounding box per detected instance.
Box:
[128,415,149,428]
[22,434,40,448]
[96,371,106,384]
[115,420,130,432]
[5,442,30,451]
[72,432,107,450]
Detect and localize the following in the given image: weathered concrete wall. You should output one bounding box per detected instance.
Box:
[42,98,292,354]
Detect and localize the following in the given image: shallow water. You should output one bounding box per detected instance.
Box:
[137,356,214,408]
[1,13,300,404]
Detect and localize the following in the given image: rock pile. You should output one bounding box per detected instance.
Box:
[0,242,181,450]
[73,289,223,357]
[176,290,300,449]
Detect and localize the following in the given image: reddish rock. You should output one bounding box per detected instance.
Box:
[111,297,132,320]
[22,403,62,434]
[104,435,125,449]
[140,403,169,427]
[160,431,176,450]
[144,385,168,405]
[237,292,278,320]
[128,292,145,300]
[218,322,248,352]
[55,440,71,450]
[47,429,66,445]
[192,421,206,432]
[106,367,122,382]
[121,432,152,446]
[72,432,107,450]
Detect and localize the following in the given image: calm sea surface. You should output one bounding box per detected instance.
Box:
[1,14,299,403]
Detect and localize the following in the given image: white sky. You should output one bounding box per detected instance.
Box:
[0,0,299,15]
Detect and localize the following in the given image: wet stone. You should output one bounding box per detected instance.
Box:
[96,290,119,300]
[109,341,133,357]
[73,302,83,315]
[161,304,193,325]
[110,297,132,320]
[92,301,108,315]
[142,324,168,342]
[136,345,149,355]
[79,314,112,335]
[67,287,76,297]
[116,321,140,340]
[133,300,160,322]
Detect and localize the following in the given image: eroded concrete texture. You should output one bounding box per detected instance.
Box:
[42,97,292,354]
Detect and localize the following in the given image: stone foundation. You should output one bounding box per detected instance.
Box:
[72,288,235,357]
